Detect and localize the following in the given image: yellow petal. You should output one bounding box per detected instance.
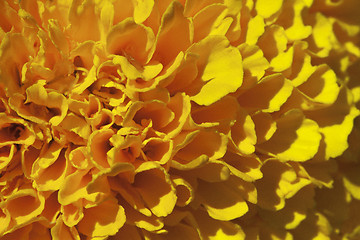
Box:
[229,108,257,155]
[297,65,339,105]
[252,112,277,144]
[113,55,163,82]
[301,158,337,188]
[0,208,11,236]
[227,175,258,204]
[164,52,198,94]
[132,0,155,24]
[223,152,263,181]
[309,13,337,57]
[69,146,92,170]
[291,212,332,240]
[306,87,360,159]
[257,110,321,162]
[40,192,61,225]
[109,175,151,217]
[31,145,69,191]
[99,0,114,41]
[238,74,293,113]
[77,198,126,238]
[189,160,231,183]
[246,15,265,45]
[51,217,81,240]
[69,41,96,70]
[238,43,269,88]
[71,66,97,94]
[117,195,164,231]
[193,209,246,240]
[9,82,68,126]
[341,163,360,200]
[278,0,312,41]
[191,95,239,126]
[134,162,177,217]
[110,224,144,240]
[108,135,142,164]
[68,0,100,42]
[132,100,175,129]
[259,185,314,230]
[175,129,228,164]
[288,42,317,87]
[58,169,91,206]
[197,179,248,221]
[255,0,283,18]
[58,113,91,141]
[159,93,191,138]
[188,36,243,106]
[258,25,294,72]
[61,202,84,228]
[255,160,311,211]
[171,176,194,207]
[314,179,349,226]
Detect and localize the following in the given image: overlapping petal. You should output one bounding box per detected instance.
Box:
[0,0,359,239]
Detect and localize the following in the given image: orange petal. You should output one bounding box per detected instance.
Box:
[142,137,173,164]
[154,1,192,65]
[68,0,100,42]
[51,217,81,240]
[5,187,45,226]
[88,129,114,169]
[61,202,84,227]
[107,18,155,65]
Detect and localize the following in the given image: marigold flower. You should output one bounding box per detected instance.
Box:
[0,0,359,239]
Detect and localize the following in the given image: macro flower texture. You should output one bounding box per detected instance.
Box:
[0,0,360,239]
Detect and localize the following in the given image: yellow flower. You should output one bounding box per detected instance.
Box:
[0,0,359,239]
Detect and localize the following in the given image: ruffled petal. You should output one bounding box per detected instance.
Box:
[134,162,177,217]
[77,197,126,238]
[257,110,321,162]
[188,36,243,106]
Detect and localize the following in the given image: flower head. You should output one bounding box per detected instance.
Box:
[0,0,359,239]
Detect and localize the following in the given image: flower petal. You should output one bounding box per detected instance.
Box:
[134,162,177,217]
[193,209,246,240]
[188,36,243,106]
[257,110,321,162]
[255,0,283,19]
[5,187,45,226]
[133,0,155,24]
[154,1,192,65]
[306,87,360,159]
[51,217,80,240]
[77,198,126,238]
[196,179,248,221]
[107,18,155,65]
[238,74,293,113]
